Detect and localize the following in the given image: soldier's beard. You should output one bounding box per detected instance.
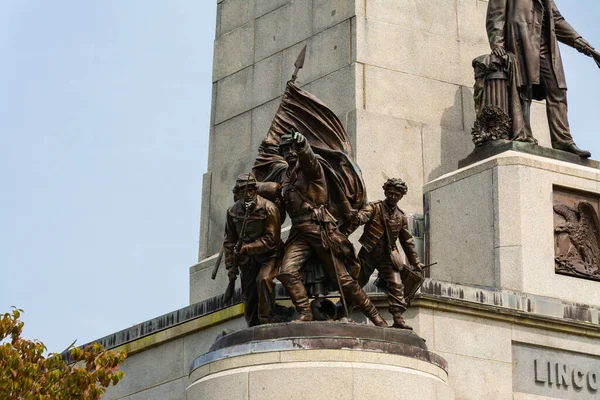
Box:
[285,154,297,165]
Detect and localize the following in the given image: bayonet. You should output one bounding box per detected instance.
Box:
[421,262,438,270]
[330,249,349,317]
[210,245,225,280]
[291,45,307,82]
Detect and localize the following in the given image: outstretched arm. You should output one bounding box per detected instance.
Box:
[551,1,594,57]
[354,203,376,226]
[293,132,322,180]
[552,1,582,48]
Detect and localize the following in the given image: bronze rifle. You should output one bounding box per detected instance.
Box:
[224,179,252,302]
[210,245,225,280]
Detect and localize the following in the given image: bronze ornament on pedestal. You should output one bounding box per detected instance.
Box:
[553,188,600,281]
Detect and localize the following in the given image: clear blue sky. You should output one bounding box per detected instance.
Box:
[0,1,215,352]
[1,1,599,353]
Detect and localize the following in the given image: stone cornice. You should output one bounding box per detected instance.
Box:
[70,279,599,360]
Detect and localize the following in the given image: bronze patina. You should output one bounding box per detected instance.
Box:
[353,178,423,330]
[553,189,600,281]
[223,173,282,327]
[275,131,386,326]
[250,48,387,326]
[473,0,596,157]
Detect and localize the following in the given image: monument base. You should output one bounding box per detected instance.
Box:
[425,150,600,305]
[458,140,600,169]
[187,322,452,400]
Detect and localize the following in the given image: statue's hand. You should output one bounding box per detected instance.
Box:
[575,37,594,56]
[293,131,306,148]
[492,46,507,57]
[227,267,238,280]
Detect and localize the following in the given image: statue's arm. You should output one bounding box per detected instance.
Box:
[486,0,507,52]
[243,203,281,256]
[223,211,238,269]
[551,1,582,48]
[295,137,323,180]
[257,182,281,202]
[356,203,376,226]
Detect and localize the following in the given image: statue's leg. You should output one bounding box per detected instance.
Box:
[277,235,313,321]
[241,259,261,327]
[257,256,278,324]
[377,261,412,330]
[540,50,573,148]
[357,248,376,288]
[315,245,387,327]
[520,85,534,139]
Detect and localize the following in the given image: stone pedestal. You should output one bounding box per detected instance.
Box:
[424,149,600,305]
[187,322,452,400]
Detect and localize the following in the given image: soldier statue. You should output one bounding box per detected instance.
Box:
[224,173,281,327]
[352,178,423,330]
[276,132,388,326]
[486,0,596,157]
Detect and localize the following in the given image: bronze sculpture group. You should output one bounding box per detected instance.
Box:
[215,45,423,330]
[215,0,600,331]
[223,170,420,329]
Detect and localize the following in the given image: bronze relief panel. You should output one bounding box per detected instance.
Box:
[553,187,600,281]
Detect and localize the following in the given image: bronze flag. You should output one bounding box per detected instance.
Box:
[252,81,366,231]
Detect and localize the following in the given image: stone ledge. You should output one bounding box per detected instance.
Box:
[416,280,600,336]
[425,150,600,193]
[190,321,447,376]
[187,354,453,400]
[69,278,599,363]
[459,140,600,169]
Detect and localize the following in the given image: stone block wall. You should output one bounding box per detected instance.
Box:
[198,0,552,261]
[100,281,599,399]
[200,0,359,259]
[102,318,247,400]
[406,305,600,400]
[425,152,600,305]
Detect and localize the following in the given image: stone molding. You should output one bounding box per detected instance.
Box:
[72,279,599,361]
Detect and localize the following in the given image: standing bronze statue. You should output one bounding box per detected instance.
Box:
[224,173,281,327]
[485,0,596,157]
[276,132,387,326]
[352,178,423,330]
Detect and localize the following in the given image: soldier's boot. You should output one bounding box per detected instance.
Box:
[279,273,313,321]
[347,284,388,327]
[392,313,413,330]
